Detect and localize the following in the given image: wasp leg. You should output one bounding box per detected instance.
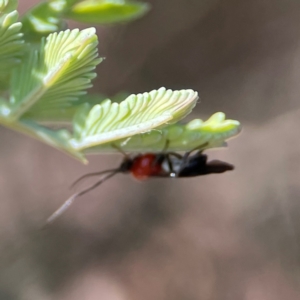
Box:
[152,139,170,167]
[111,143,129,158]
[162,139,170,152]
[164,152,182,178]
[167,152,183,159]
[189,142,209,155]
[164,153,175,176]
[176,142,209,176]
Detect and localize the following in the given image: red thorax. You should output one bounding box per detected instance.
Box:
[130,154,162,180]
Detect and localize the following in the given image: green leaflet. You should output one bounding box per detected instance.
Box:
[0,0,18,14]
[0,0,24,89]
[71,87,199,150]
[21,0,68,41]
[84,112,242,154]
[7,28,102,120]
[21,0,150,40]
[23,92,129,122]
[0,2,242,165]
[65,0,150,24]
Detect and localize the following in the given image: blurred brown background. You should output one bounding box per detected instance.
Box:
[1,0,300,299]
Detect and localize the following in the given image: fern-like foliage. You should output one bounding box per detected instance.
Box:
[23,92,131,122]
[71,88,198,150]
[0,0,24,88]
[8,28,101,120]
[0,1,241,165]
[85,112,241,153]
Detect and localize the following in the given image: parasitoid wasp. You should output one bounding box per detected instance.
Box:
[46,142,234,224]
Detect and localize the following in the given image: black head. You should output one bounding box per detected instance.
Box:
[119,157,134,173]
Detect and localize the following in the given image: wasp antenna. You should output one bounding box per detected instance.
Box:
[71,169,119,189]
[46,171,120,225]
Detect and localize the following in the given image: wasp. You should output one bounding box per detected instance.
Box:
[46,143,234,224]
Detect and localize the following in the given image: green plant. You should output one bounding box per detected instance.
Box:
[0,0,241,164]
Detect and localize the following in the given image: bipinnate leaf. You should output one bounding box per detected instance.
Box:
[0,0,24,80]
[70,87,199,150]
[84,112,242,153]
[8,28,102,120]
[65,0,150,24]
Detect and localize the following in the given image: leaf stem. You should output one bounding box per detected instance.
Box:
[0,116,87,163]
[9,85,46,120]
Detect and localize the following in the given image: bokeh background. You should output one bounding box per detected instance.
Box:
[1,0,300,299]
